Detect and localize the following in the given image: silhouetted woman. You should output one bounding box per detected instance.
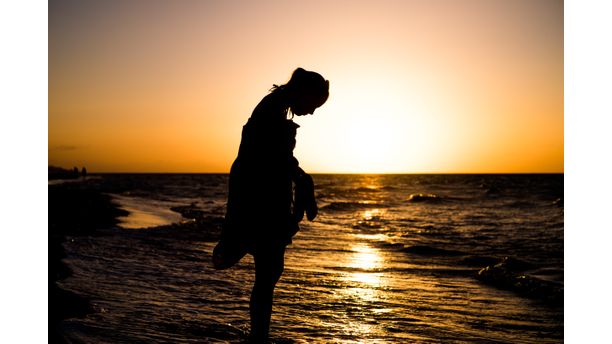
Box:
[213,67,329,342]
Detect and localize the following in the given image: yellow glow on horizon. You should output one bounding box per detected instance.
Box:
[49,0,563,173]
[322,77,434,173]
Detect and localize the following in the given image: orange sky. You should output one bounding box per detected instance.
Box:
[49,0,563,173]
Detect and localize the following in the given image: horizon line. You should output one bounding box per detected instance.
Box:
[86,171,564,175]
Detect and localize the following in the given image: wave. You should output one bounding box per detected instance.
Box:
[401,245,465,257]
[111,194,183,229]
[320,201,386,211]
[170,204,206,220]
[352,186,381,193]
[459,255,500,267]
[476,257,562,306]
[399,247,563,306]
[481,184,502,195]
[505,200,537,208]
[376,241,405,250]
[352,220,387,230]
[407,193,444,203]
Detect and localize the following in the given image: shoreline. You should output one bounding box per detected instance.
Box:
[49,181,128,343]
[49,179,224,342]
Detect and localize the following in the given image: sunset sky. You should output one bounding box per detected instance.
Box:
[49,0,563,173]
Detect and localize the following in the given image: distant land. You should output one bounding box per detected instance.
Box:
[48,165,87,180]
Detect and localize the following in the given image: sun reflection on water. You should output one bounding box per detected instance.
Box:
[342,244,387,304]
[362,209,382,221]
[350,272,382,285]
[349,244,382,271]
[334,243,389,337]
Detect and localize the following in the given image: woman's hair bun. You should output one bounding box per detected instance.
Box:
[271,68,329,104]
[291,67,308,80]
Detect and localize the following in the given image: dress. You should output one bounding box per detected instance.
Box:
[213,92,306,269]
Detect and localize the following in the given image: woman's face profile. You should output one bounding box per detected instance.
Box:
[292,93,325,116]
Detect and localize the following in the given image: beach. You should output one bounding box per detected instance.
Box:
[50,173,563,343]
[49,181,128,343]
[49,177,226,343]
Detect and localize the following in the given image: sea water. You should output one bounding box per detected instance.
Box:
[59,174,563,343]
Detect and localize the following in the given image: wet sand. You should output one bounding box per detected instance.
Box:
[49,182,128,343]
[49,181,224,342]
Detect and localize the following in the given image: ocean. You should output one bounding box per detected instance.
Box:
[58,174,563,343]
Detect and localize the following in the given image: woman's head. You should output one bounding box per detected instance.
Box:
[274,68,329,116]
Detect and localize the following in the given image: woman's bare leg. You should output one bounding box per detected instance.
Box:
[250,245,285,342]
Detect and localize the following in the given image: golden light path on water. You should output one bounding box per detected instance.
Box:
[347,209,387,291]
[332,205,465,341]
[337,207,389,338]
[339,243,385,338]
[347,244,383,286]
